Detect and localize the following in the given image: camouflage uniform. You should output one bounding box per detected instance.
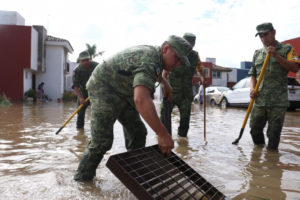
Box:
[74,36,192,181]
[72,60,98,128]
[161,33,203,137]
[249,23,300,150]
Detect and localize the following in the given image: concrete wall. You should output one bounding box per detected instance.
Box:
[237,69,250,82]
[65,62,78,91]
[0,10,25,25]
[30,27,38,71]
[23,69,32,93]
[212,72,228,87]
[228,68,237,83]
[37,46,64,100]
[0,25,31,100]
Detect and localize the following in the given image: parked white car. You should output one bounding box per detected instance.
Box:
[221,77,300,110]
[194,86,229,105]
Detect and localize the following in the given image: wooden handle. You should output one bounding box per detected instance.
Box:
[241,53,270,129]
[56,97,89,135]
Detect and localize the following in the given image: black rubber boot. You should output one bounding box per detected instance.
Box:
[74,153,103,182]
[178,127,188,137]
[267,138,280,151]
[251,134,265,145]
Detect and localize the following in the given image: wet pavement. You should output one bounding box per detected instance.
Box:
[0,101,299,200]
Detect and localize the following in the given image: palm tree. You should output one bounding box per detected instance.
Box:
[85,43,104,59]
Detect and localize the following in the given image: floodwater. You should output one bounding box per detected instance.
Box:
[0,101,299,200]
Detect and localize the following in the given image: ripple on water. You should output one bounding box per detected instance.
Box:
[0,102,299,199]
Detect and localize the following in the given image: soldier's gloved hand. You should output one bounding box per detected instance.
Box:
[158,132,174,156]
[250,89,258,99]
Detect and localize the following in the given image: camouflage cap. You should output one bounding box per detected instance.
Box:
[78,51,91,60]
[183,32,196,47]
[255,22,274,37]
[166,35,192,66]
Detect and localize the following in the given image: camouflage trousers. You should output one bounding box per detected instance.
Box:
[250,105,286,150]
[76,98,90,128]
[160,95,192,137]
[74,85,147,181]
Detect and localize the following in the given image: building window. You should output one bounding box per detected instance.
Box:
[213,71,221,79]
[203,68,210,78]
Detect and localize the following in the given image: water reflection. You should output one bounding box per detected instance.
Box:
[234,147,286,200]
[0,102,299,199]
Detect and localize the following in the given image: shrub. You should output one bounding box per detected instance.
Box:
[62,91,76,102]
[0,93,12,107]
[25,89,37,100]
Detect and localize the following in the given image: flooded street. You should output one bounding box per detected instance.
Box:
[0,101,300,200]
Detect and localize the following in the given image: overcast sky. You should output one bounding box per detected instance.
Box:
[2,0,300,67]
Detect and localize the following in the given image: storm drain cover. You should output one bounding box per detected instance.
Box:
[106,145,230,200]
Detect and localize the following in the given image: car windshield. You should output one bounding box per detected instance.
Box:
[233,78,250,89]
[217,87,229,92]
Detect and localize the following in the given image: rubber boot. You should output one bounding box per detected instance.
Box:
[178,127,188,137]
[267,138,280,151]
[251,134,265,145]
[74,153,103,182]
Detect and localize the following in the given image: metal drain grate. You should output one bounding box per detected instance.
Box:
[106,145,230,200]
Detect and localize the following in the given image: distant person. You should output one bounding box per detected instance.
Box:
[249,23,300,150]
[160,33,205,137]
[37,82,44,99]
[199,82,204,104]
[72,51,99,129]
[37,82,48,102]
[73,35,191,181]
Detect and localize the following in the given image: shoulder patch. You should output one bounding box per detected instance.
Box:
[287,47,300,63]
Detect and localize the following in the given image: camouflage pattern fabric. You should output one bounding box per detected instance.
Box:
[72,61,98,128]
[168,50,199,101]
[74,45,163,181]
[72,61,99,98]
[248,41,300,149]
[87,46,163,98]
[161,95,192,137]
[76,100,90,128]
[74,36,192,181]
[161,50,200,137]
[249,42,295,107]
[250,106,286,150]
[74,85,147,181]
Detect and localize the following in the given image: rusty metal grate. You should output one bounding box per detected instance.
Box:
[106,145,230,200]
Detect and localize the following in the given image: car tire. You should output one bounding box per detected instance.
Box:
[210,99,216,106]
[221,98,228,108]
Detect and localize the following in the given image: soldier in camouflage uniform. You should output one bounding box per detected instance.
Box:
[161,33,205,137]
[73,36,192,181]
[249,23,300,150]
[72,51,98,129]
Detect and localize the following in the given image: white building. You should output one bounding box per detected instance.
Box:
[0,10,25,25]
[65,62,78,92]
[205,58,232,87]
[36,36,73,100]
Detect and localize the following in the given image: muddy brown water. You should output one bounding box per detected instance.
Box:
[0,101,299,200]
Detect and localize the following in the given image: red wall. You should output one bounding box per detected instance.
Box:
[192,62,213,85]
[0,25,31,100]
[283,37,300,78]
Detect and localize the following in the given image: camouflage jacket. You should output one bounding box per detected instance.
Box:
[249,41,299,107]
[86,45,163,99]
[72,61,98,98]
[168,50,199,101]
